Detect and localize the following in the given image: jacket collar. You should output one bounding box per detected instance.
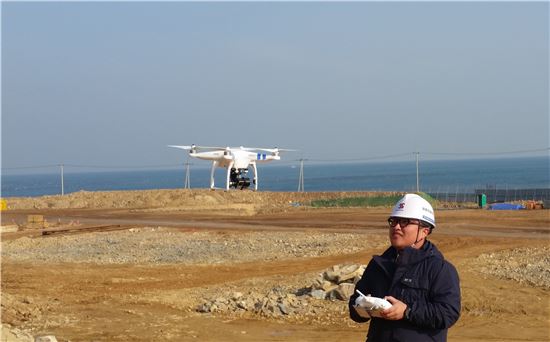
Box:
[378,240,442,266]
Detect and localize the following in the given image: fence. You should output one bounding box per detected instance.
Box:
[427,188,550,203]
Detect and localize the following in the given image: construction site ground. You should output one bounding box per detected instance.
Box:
[1,189,549,341]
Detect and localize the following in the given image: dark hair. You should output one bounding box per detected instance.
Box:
[420,220,434,233]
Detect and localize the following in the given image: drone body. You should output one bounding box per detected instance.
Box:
[169,145,293,190]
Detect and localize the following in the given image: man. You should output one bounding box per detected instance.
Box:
[349,193,461,342]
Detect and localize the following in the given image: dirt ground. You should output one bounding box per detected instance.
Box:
[1,190,549,341]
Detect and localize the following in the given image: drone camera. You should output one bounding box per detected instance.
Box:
[229,168,251,190]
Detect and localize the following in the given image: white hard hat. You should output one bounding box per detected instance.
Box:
[390,193,436,228]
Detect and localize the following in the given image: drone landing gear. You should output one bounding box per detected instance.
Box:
[229,168,251,190]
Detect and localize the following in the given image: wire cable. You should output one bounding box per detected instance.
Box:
[2,148,548,170]
[423,147,549,156]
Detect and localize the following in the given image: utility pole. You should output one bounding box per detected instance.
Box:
[60,164,65,196]
[297,159,306,192]
[184,161,192,189]
[414,152,420,193]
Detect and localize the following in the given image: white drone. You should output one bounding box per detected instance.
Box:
[169,144,294,190]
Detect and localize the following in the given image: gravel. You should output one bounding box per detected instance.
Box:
[472,247,550,289]
[1,228,388,265]
[4,228,548,291]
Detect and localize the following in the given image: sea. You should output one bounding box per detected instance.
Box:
[1,156,548,199]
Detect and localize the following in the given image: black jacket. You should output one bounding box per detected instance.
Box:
[349,241,461,342]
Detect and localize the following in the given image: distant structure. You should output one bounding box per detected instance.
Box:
[183,161,192,189]
[297,159,306,192]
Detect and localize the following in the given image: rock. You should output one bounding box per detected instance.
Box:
[278,303,290,315]
[263,304,276,315]
[310,289,326,300]
[0,225,19,233]
[318,280,333,291]
[34,336,58,342]
[1,324,34,342]
[336,271,357,284]
[307,264,366,301]
[236,301,248,310]
[321,283,339,294]
[337,266,365,283]
[339,264,360,275]
[196,303,211,313]
[333,283,355,300]
[311,277,324,288]
[285,293,298,306]
[323,270,339,282]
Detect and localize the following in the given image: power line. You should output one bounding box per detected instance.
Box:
[423,147,549,156]
[1,164,59,170]
[2,147,548,170]
[63,163,183,169]
[306,152,412,163]
[2,163,183,171]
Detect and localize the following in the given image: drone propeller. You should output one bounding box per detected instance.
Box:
[242,147,296,153]
[168,145,297,155]
[168,145,227,151]
[167,145,193,150]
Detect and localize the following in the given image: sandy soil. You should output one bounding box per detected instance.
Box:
[1,189,549,341]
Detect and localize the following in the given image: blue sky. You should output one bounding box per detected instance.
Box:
[2,2,548,172]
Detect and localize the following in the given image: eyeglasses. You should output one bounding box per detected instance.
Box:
[387,217,421,229]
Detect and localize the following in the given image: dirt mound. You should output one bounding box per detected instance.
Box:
[3,189,399,214]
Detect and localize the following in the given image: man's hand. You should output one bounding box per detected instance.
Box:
[380,296,407,320]
[353,305,372,319]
